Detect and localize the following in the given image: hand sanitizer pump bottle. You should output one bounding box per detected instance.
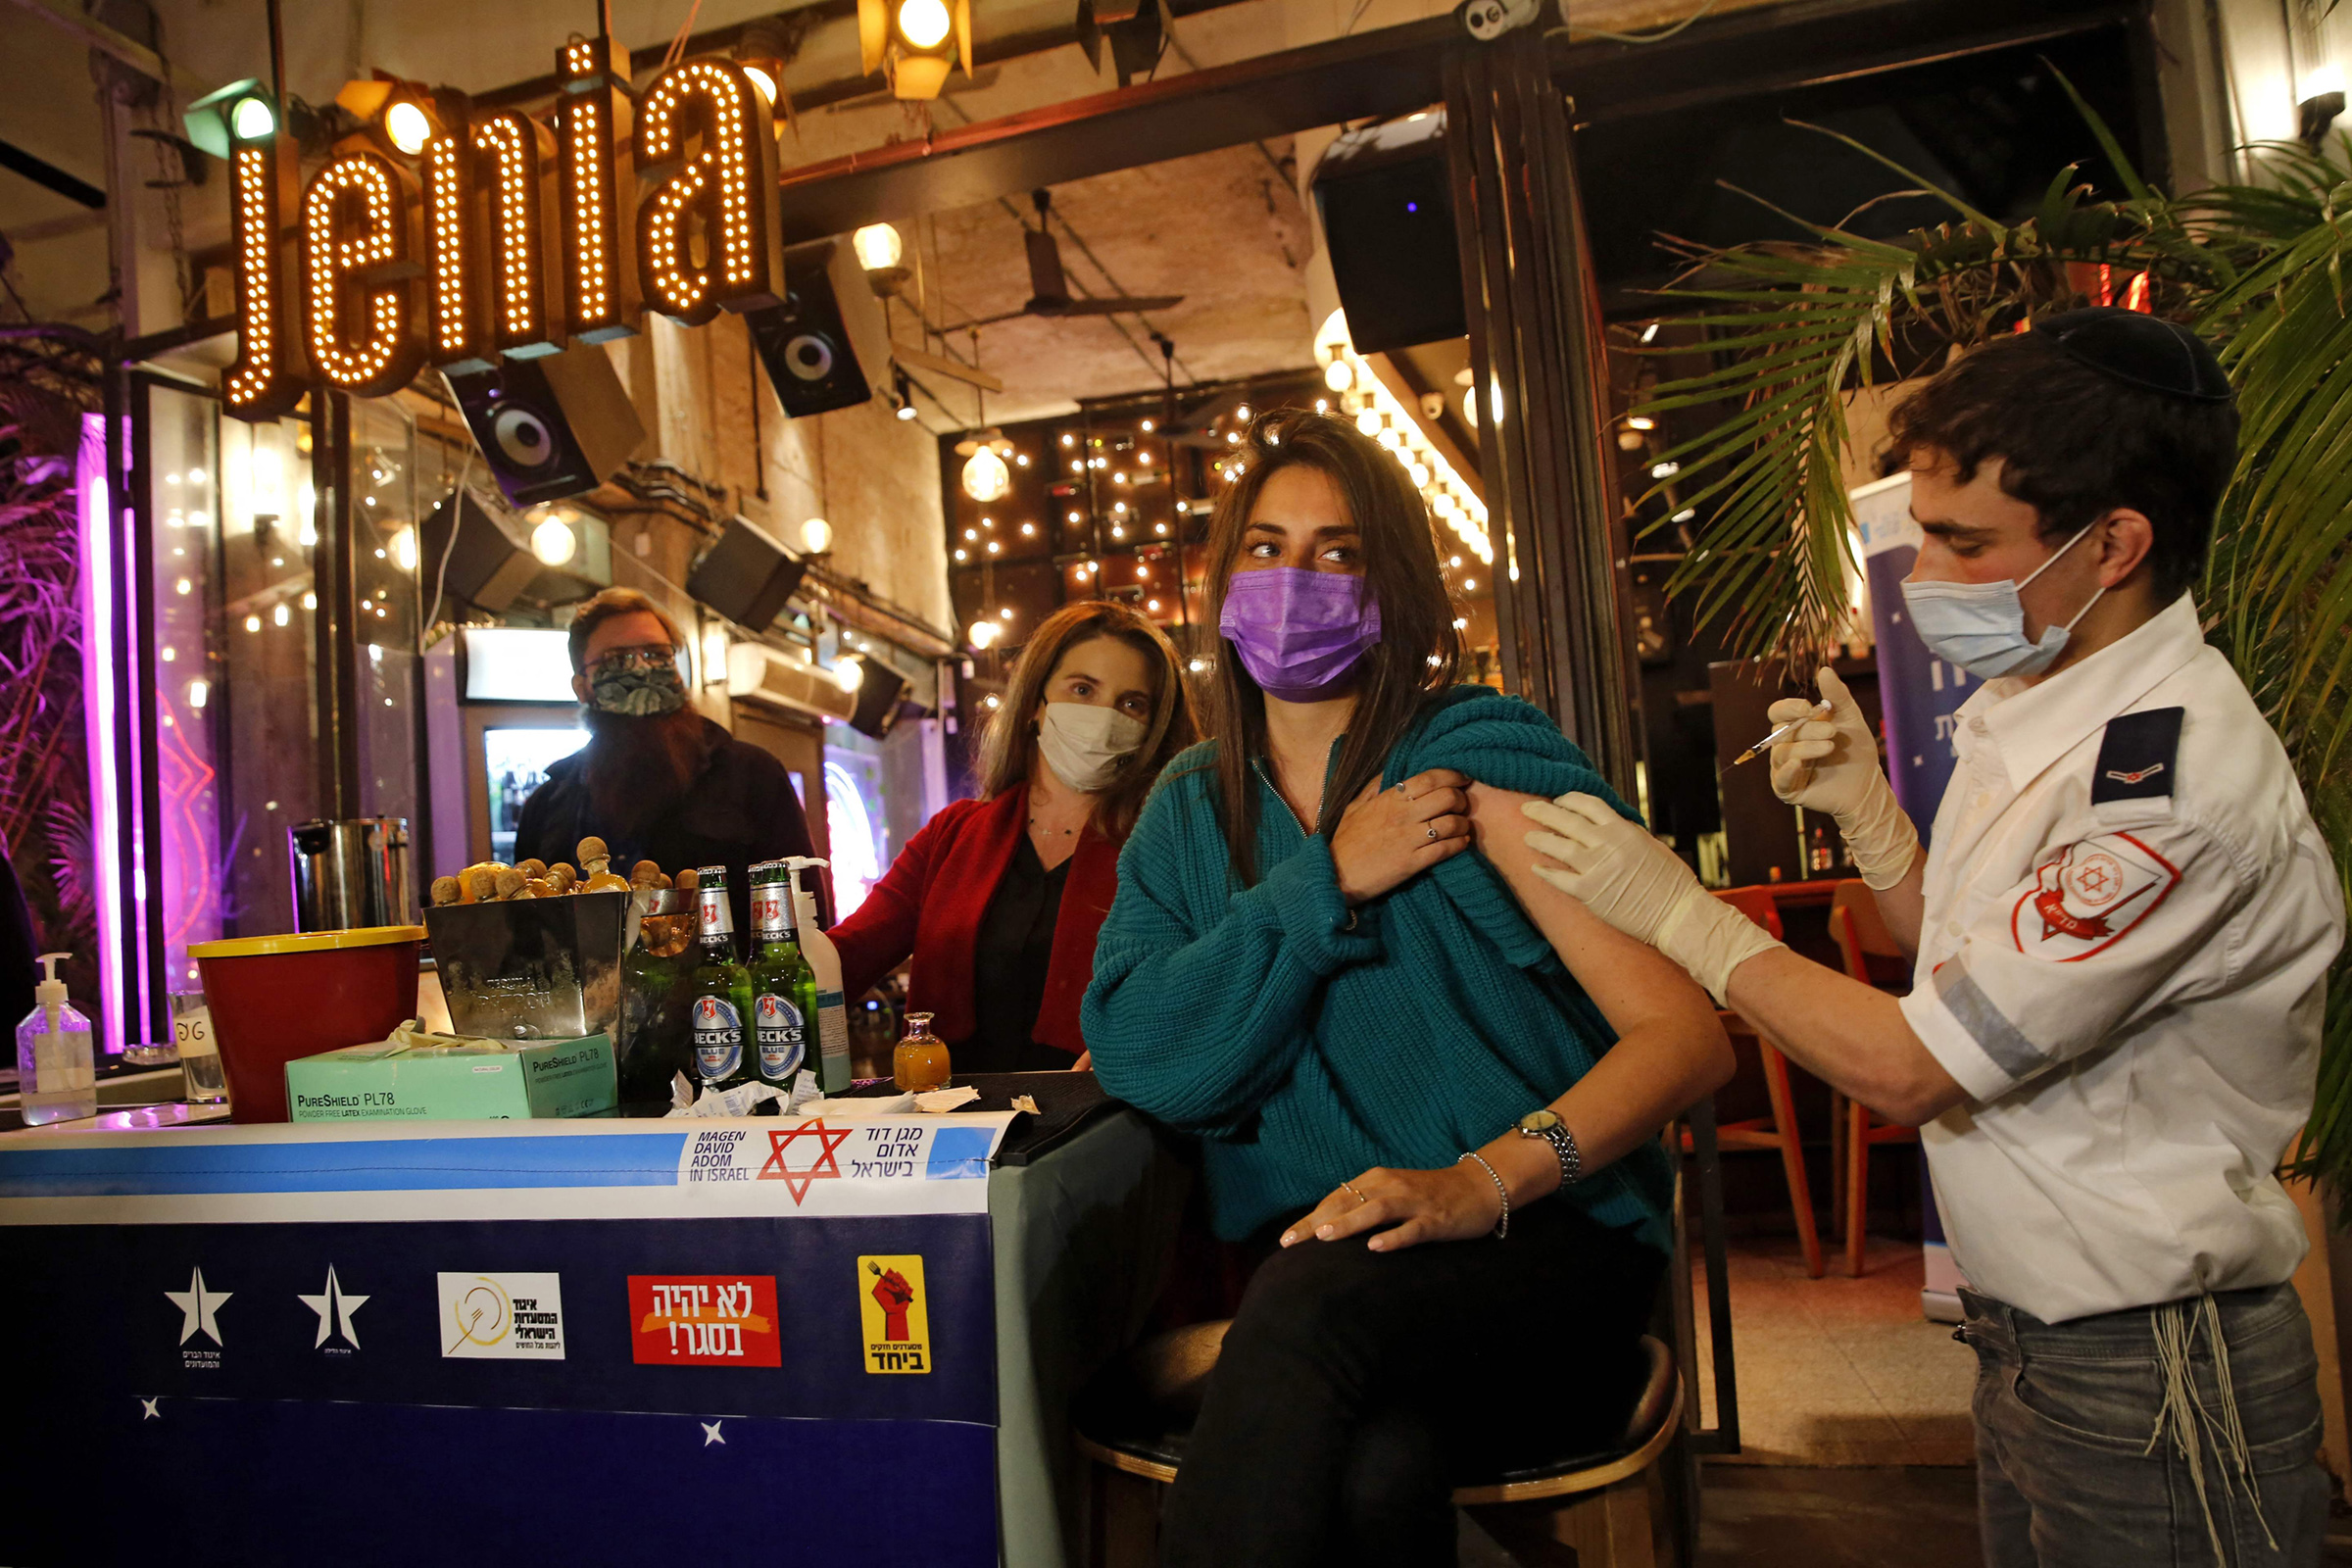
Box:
[17,953,95,1125]
[781,858,852,1094]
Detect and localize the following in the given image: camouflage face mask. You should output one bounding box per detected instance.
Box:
[588,661,687,716]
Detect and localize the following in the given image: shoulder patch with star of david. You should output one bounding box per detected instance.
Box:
[2010,832,2183,960]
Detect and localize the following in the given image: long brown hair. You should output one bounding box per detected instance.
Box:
[1195,408,1460,884]
[974,600,1198,841]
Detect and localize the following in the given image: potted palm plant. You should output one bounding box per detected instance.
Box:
[1640,97,2352,1192]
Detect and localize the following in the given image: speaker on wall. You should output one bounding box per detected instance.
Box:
[687,514,808,631]
[443,341,647,509]
[846,656,910,740]
[1310,113,1465,356]
[418,485,541,612]
[748,237,891,418]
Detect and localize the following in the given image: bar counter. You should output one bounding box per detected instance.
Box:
[0,1073,1183,1568]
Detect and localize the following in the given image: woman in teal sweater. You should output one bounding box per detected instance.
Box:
[1083,410,1732,1568]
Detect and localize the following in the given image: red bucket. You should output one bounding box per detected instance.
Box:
[189,925,424,1122]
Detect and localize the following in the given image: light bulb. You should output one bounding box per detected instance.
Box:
[803,516,832,553]
[961,446,1010,503]
[187,678,209,710]
[1463,388,1479,428]
[1000,607,1013,620]
[272,601,290,627]
[1355,409,1382,437]
[853,223,905,270]
[742,64,777,103]
[835,659,865,693]
[1325,361,1353,392]
[391,525,418,572]
[244,614,262,633]
[384,100,432,155]
[968,620,996,649]
[897,0,952,47]
[531,515,578,565]
[231,96,275,140]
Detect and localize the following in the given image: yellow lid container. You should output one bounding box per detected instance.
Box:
[189,925,427,960]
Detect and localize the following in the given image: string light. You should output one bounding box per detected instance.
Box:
[637,60,781,324]
[301,152,422,395]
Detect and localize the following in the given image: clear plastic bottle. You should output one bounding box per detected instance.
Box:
[17,952,95,1126]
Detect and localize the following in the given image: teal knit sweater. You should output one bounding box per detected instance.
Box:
[1083,687,1674,1252]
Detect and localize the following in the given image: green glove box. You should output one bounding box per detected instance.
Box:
[286,1032,616,1121]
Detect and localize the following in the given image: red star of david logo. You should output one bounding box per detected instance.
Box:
[760,1119,855,1203]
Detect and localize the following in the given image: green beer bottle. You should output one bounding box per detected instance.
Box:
[748,861,818,1089]
[686,864,755,1093]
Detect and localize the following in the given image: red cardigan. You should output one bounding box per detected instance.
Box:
[829,785,1120,1056]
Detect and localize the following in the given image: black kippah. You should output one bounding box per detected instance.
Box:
[2036,307,2232,404]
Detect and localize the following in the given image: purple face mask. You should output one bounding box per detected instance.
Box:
[1218,567,1383,701]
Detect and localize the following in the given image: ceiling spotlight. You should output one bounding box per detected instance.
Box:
[383,99,433,154]
[741,63,778,103]
[859,0,971,100]
[835,658,866,693]
[182,79,279,157]
[803,517,833,554]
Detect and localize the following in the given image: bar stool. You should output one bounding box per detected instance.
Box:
[1699,887,1824,1278]
[1827,878,1920,1278]
[1074,1324,1685,1568]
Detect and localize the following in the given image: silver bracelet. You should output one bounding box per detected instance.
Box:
[1457,1152,1510,1240]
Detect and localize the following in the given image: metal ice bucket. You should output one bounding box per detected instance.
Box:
[288,817,413,932]
[421,890,628,1041]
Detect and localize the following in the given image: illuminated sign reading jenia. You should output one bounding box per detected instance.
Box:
[227,40,784,419]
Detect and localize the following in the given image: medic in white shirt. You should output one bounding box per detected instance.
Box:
[1524,309,2344,1568]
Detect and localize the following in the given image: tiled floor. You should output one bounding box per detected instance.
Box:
[1694,1235,1978,1468]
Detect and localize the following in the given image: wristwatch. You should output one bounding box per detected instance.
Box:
[1516,1109,1582,1189]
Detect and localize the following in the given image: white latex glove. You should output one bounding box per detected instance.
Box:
[1522,794,1783,1005]
[1766,667,1919,891]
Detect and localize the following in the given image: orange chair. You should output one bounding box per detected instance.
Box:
[1827,879,1921,1279]
[1701,886,1824,1279]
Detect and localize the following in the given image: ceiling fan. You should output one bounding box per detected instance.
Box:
[953,188,1184,329]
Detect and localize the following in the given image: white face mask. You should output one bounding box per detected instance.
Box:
[1898,522,2106,680]
[1035,701,1149,794]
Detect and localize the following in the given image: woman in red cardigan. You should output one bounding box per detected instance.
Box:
[831,602,1197,1072]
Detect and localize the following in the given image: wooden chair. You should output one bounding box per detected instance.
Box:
[1700,887,1824,1278]
[1827,878,1921,1279]
[1076,1324,1685,1568]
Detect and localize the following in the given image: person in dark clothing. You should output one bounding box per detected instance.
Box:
[514,587,812,937]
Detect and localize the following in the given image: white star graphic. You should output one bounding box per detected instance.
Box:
[296,1265,370,1348]
[701,1420,725,1446]
[164,1268,230,1346]
[139,1397,160,1420]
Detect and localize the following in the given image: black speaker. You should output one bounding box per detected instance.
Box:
[418,485,540,612]
[847,656,910,740]
[444,342,646,508]
[748,238,887,418]
[687,514,808,630]
[1311,114,1465,355]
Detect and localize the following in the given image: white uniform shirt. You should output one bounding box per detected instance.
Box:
[1901,593,2343,1324]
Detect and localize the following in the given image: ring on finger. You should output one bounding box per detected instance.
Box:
[1426,825,1439,841]
[1341,1180,1367,1205]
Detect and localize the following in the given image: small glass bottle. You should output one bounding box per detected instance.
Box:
[892,1011,952,1093]
[17,953,95,1126]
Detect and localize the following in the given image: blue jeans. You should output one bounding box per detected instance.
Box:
[1961,1283,2328,1567]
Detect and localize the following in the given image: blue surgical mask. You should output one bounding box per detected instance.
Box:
[1898,523,2106,680]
